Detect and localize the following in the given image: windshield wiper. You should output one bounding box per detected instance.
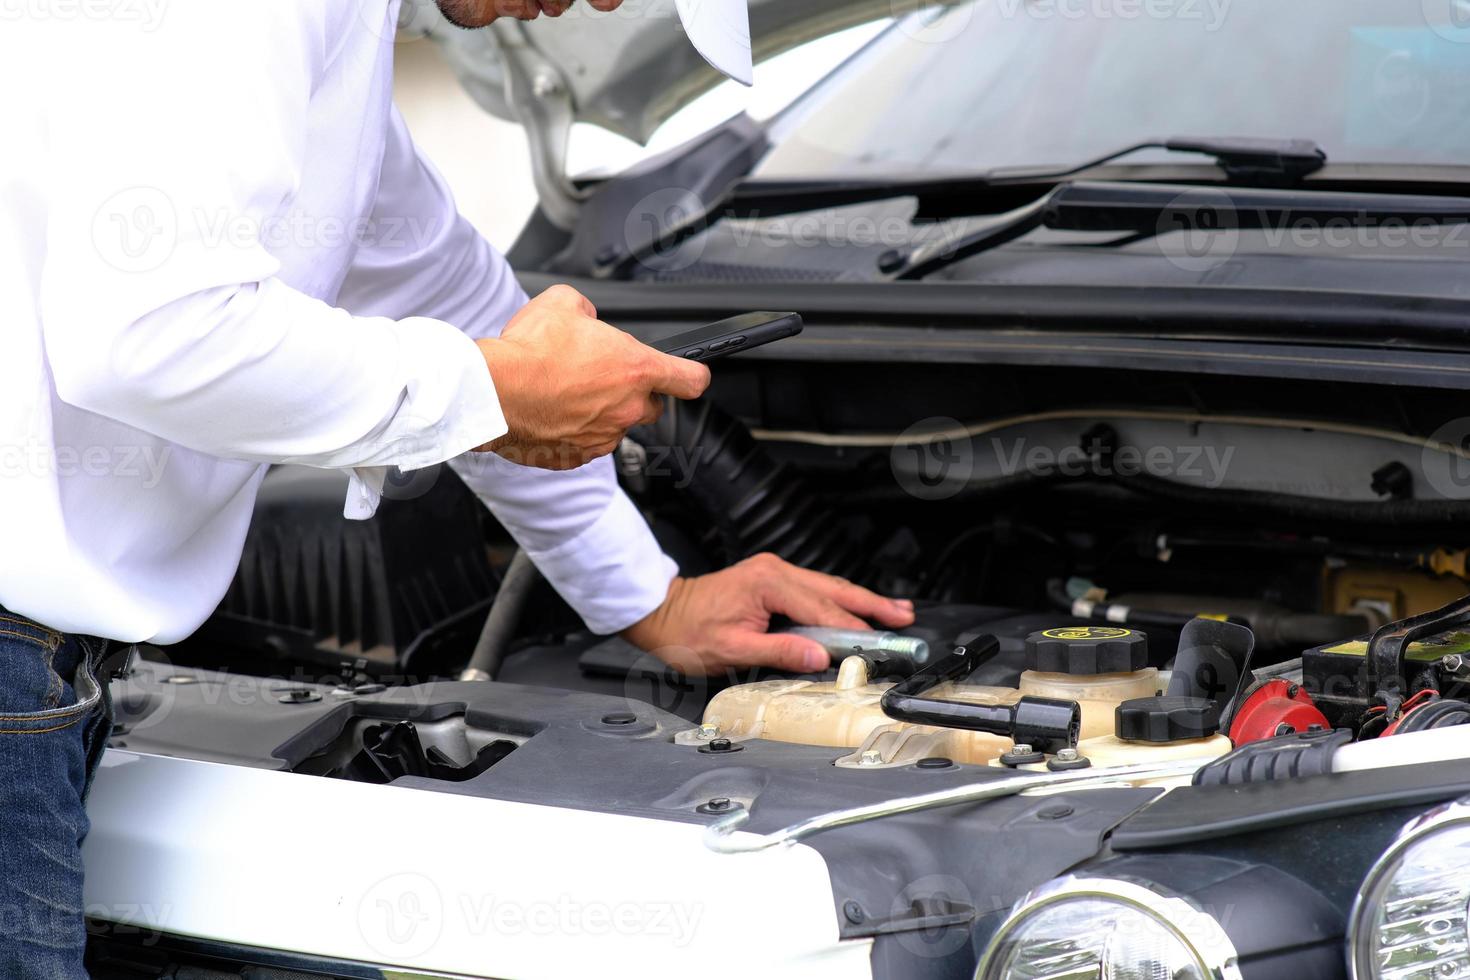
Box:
[880,136,1329,279]
[886,179,1470,279]
[987,136,1327,187]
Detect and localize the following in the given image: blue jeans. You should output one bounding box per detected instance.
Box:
[0,606,112,979]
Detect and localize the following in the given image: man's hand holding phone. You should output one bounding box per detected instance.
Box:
[476,285,710,470]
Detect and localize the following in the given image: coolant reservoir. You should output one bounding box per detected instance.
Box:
[697,626,1169,766]
[700,655,1022,763]
[1020,671,1159,716]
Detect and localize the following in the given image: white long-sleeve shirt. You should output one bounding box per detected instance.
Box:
[0,0,676,643]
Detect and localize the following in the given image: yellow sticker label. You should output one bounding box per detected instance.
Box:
[1042,626,1132,640]
[1322,630,1470,663]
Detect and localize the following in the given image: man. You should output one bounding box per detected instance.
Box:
[0,0,913,974]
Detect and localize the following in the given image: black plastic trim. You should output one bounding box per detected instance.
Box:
[1111,758,1470,850]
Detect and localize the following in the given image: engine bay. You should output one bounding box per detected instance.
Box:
[99,361,1470,978]
[150,358,1470,784]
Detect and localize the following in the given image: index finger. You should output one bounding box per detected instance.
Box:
[643,350,711,401]
[787,566,916,627]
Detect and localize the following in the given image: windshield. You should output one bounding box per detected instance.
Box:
[758,0,1470,178]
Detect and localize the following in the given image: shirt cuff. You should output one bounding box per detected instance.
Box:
[342,319,506,521]
[523,490,678,635]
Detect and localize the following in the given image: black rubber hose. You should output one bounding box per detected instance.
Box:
[630,398,863,575]
[1397,699,1470,732]
[460,550,539,681]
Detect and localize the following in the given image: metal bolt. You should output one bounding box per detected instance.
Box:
[1443,654,1466,674]
[859,749,883,766]
[842,900,867,925]
[531,71,561,98]
[1011,743,1034,756]
[707,797,732,812]
[1054,747,1080,763]
[786,627,931,665]
[276,688,322,704]
[708,738,733,752]
[697,723,719,740]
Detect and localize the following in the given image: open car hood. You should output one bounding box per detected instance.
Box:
[420,0,932,145]
[412,0,955,225]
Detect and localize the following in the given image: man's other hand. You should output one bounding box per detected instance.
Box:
[622,553,917,676]
[477,284,709,471]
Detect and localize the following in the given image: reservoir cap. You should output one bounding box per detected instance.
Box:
[1116,696,1221,743]
[1025,626,1147,674]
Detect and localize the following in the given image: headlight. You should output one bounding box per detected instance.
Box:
[1349,796,1470,980]
[976,875,1241,980]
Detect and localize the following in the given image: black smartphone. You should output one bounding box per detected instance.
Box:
[651,312,803,361]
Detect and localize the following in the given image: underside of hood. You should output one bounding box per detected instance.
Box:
[418,0,952,145]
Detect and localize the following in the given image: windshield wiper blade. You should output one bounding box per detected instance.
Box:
[884,179,1470,280]
[987,135,1328,187]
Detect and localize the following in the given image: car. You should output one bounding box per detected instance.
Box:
[83,2,1470,978]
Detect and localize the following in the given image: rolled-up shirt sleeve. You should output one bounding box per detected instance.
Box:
[335,109,677,635]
